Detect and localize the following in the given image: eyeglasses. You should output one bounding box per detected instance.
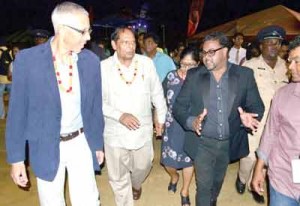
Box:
[201,47,224,57]
[180,62,198,68]
[63,24,92,35]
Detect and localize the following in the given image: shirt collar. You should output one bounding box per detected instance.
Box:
[113,52,137,68]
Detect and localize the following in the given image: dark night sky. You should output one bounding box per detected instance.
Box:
[0,0,300,48]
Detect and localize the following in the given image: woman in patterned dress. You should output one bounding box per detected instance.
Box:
[161,47,200,206]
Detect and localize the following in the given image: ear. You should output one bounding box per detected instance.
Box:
[223,47,229,54]
[111,40,117,51]
[259,43,263,51]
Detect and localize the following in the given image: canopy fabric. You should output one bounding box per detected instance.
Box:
[190,5,300,40]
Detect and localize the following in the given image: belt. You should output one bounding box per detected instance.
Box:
[60,128,83,142]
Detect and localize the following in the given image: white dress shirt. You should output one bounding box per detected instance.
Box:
[101,53,167,149]
[228,47,246,65]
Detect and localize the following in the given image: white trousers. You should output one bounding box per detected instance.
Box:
[239,111,269,189]
[37,133,100,206]
[105,142,154,206]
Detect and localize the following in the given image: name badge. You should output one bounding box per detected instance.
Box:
[291,159,300,183]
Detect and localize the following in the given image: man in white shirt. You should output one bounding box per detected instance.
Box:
[101,27,167,206]
[228,33,246,65]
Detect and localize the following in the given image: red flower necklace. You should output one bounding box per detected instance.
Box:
[117,60,138,85]
[53,53,73,93]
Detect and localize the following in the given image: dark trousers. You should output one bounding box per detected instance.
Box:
[194,136,230,206]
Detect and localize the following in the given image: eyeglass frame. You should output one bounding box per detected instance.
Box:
[63,24,92,35]
[201,46,225,57]
[180,62,198,68]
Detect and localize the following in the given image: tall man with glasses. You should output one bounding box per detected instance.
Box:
[173,32,264,206]
[235,26,288,204]
[6,2,104,205]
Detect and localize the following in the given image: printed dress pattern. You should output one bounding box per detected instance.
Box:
[161,71,192,169]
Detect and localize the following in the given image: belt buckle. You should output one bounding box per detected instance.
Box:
[60,128,83,142]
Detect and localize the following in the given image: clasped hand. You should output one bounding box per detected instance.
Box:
[119,113,140,130]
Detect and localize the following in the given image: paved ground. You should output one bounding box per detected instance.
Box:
[0,118,268,206]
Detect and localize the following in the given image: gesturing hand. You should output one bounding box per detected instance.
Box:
[192,108,208,136]
[238,107,259,131]
[119,113,140,130]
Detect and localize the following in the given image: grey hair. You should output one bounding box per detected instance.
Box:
[51,1,88,33]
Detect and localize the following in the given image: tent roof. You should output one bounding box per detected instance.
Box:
[191,5,300,40]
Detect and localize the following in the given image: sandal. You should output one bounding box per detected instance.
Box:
[168,181,178,194]
[132,187,142,200]
[181,194,191,206]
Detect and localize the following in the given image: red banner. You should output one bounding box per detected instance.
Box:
[187,0,204,37]
[88,6,94,24]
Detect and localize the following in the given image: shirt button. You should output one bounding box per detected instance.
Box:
[219,134,222,138]
[220,123,223,126]
[218,97,221,100]
[217,85,220,88]
[219,110,222,113]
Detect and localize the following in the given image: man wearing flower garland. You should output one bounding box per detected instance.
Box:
[6,2,104,205]
[101,26,167,206]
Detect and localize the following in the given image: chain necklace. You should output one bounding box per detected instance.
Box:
[117,60,138,85]
[53,53,73,93]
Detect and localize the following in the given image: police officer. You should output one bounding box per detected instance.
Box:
[31,29,50,45]
[235,25,289,204]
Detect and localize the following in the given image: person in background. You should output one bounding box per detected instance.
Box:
[101,26,167,206]
[143,32,176,82]
[228,33,246,65]
[87,39,110,61]
[172,42,186,68]
[31,29,50,45]
[6,2,104,205]
[161,47,200,206]
[278,39,289,61]
[173,32,264,206]
[0,44,20,119]
[136,32,146,54]
[252,35,300,206]
[236,25,288,204]
[245,42,261,61]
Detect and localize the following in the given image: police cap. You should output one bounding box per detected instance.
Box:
[257,25,286,42]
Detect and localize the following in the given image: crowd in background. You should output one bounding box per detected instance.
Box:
[2,3,299,206]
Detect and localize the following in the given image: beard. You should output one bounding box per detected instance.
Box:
[204,60,217,71]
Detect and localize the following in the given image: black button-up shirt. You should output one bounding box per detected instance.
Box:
[201,68,230,140]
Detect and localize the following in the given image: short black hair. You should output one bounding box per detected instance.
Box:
[281,39,289,46]
[111,26,134,41]
[143,32,160,45]
[233,32,244,39]
[203,32,230,49]
[180,47,200,63]
[289,36,300,51]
